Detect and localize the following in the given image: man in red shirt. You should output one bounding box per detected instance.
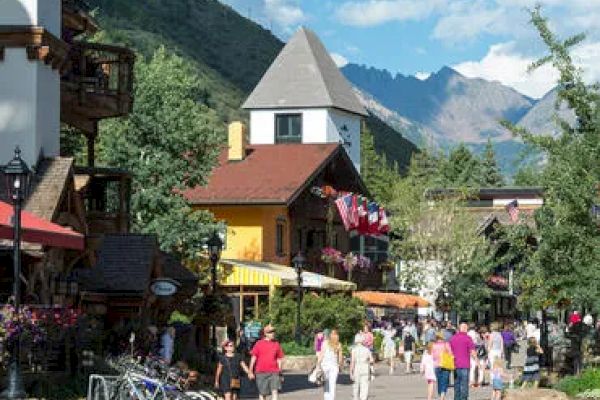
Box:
[249,324,285,400]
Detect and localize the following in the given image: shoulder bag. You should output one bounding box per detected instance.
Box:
[308,364,324,385]
[225,356,241,389]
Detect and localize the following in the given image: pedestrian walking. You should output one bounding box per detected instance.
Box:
[215,339,253,400]
[432,332,451,400]
[487,322,504,368]
[490,358,507,400]
[471,326,487,387]
[317,329,343,400]
[362,324,374,352]
[403,331,416,373]
[350,333,374,400]
[249,324,285,400]
[159,326,176,365]
[382,324,397,374]
[501,323,516,369]
[521,337,543,388]
[449,322,476,400]
[314,330,325,354]
[420,342,437,400]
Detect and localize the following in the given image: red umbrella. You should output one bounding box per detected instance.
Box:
[0,200,84,250]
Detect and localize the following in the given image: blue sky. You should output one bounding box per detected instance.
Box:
[219,0,600,99]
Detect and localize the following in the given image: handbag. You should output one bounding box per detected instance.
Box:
[225,357,241,389]
[440,350,455,371]
[308,365,324,385]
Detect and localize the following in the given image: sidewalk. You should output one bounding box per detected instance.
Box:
[240,363,495,399]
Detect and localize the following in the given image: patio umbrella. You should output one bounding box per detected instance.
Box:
[0,200,84,250]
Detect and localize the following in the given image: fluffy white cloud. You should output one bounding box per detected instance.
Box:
[330,52,349,67]
[453,41,600,99]
[453,42,558,98]
[335,0,444,27]
[414,72,431,80]
[264,0,306,32]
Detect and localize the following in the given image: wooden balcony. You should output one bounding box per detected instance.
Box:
[74,166,131,237]
[61,41,134,133]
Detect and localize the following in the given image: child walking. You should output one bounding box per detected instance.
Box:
[420,342,437,400]
[490,358,509,400]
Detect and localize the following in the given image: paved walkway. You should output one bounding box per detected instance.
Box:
[241,363,495,399]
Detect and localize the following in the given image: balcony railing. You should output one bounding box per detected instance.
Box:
[74,166,132,236]
[61,41,134,131]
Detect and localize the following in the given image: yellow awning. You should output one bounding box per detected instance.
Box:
[219,259,356,291]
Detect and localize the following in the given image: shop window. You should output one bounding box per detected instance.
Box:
[275,114,302,143]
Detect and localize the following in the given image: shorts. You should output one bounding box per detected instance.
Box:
[492,378,504,390]
[256,372,282,395]
[427,379,435,384]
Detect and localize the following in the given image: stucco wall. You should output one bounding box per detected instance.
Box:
[0,0,61,166]
[249,107,361,171]
[200,205,290,265]
[0,0,61,36]
[327,108,361,172]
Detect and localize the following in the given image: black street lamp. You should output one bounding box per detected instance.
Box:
[207,231,223,348]
[2,146,30,399]
[292,251,306,345]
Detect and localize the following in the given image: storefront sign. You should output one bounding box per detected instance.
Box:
[150,279,179,296]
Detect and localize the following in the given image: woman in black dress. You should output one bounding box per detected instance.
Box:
[215,339,253,400]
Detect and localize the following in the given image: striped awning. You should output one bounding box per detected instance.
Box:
[219,259,356,291]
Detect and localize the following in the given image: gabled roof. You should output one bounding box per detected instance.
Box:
[185,143,365,206]
[242,27,367,116]
[79,234,157,294]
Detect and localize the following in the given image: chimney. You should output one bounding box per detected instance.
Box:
[228,121,247,161]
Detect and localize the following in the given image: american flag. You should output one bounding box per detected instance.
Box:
[335,194,353,230]
[505,199,520,223]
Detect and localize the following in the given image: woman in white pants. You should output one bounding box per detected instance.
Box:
[487,322,504,369]
[350,333,374,400]
[318,330,343,400]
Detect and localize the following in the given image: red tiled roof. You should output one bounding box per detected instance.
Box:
[185,143,342,205]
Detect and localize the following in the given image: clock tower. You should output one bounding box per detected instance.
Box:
[242,27,366,172]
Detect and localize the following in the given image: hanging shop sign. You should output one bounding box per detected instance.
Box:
[150,278,179,296]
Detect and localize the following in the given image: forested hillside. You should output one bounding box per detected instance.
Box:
[87,0,417,172]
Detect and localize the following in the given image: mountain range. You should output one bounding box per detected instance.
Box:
[88,0,568,177]
[343,63,572,173]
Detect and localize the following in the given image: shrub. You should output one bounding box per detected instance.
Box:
[263,291,366,345]
[281,341,314,356]
[555,368,600,396]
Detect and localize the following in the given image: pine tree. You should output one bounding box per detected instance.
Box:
[360,126,399,205]
[442,144,482,187]
[480,139,505,187]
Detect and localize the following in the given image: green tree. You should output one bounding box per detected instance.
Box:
[502,8,600,311]
[512,165,543,186]
[443,144,482,186]
[98,47,224,261]
[361,126,399,205]
[480,139,505,187]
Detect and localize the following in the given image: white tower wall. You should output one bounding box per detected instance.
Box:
[249,107,361,172]
[0,0,61,167]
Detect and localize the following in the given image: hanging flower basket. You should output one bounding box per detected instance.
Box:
[321,247,343,265]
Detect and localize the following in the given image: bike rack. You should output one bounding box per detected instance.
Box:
[87,374,119,400]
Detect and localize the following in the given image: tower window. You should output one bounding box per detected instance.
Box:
[275,114,302,143]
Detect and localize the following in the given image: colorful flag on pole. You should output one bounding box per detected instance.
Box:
[505,199,519,223]
[379,207,390,234]
[367,202,379,234]
[335,194,352,231]
[358,197,369,234]
[350,195,359,229]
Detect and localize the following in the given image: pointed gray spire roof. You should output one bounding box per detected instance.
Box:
[242,27,367,116]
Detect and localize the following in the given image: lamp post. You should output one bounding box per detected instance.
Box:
[292,251,306,345]
[2,146,30,399]
[207,232,223,348]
